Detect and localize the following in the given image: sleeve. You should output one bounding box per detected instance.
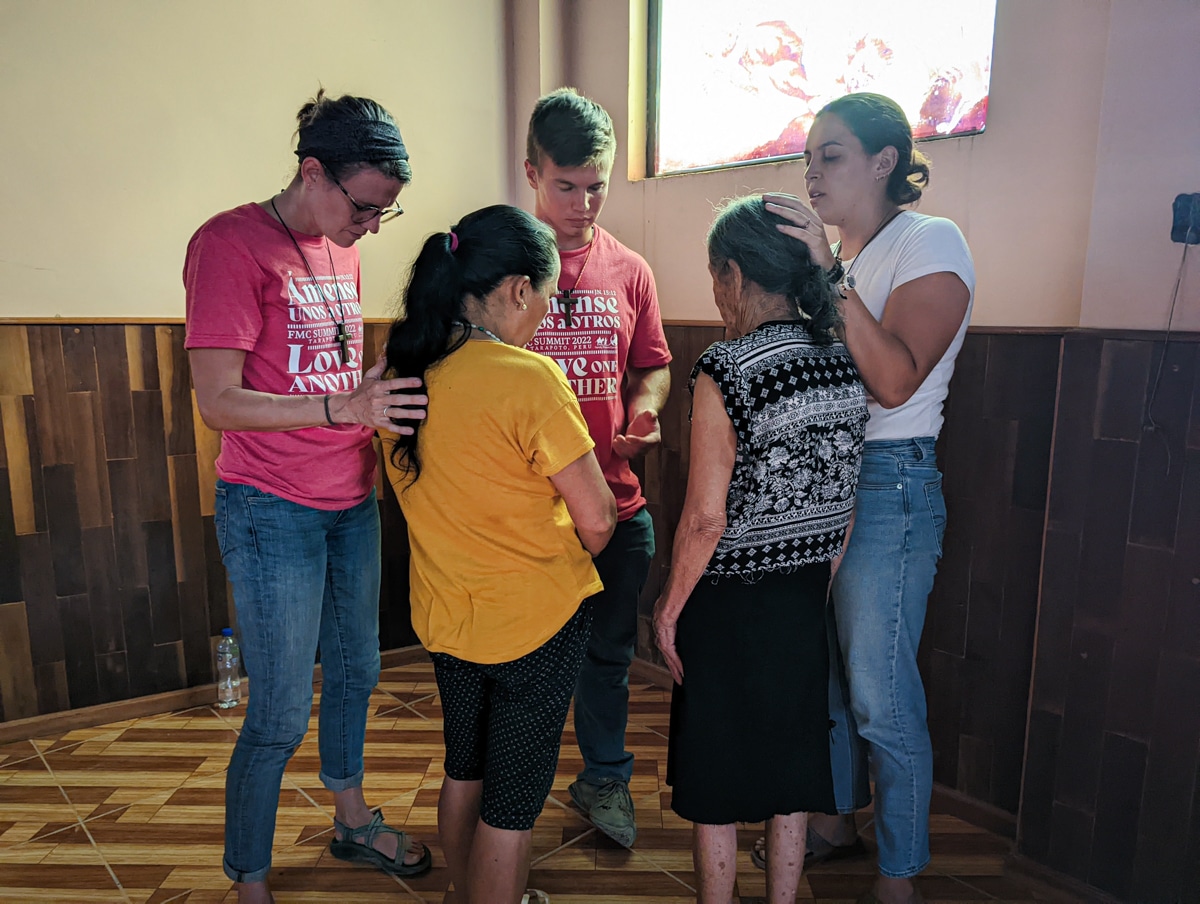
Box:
[183,229,266,352]
[627,258,673,369]
[892,217,976,296]
[522,360,597,478]
[689,342,749,440]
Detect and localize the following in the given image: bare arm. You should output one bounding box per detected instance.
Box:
[189,348,428,434]
[549,450,617,556]
[651,371,737,683]
[837,272,969,409]
[763,192,969,409]
[613,364,671,459]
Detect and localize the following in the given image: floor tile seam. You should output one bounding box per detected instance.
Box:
[530,824,598,866]
[373,693,436,720]
[935,867,1003,901]
[151,892,193,904]
[628,718,669,741]
[33,745,132,904]
[395,698,432,722]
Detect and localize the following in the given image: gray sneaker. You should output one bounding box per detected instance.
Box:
[569,778,637,847]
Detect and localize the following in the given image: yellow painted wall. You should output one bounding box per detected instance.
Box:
[0,0,509,319]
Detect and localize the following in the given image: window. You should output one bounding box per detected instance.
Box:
[649,0,997,176]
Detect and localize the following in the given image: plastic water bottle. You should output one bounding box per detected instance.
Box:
[216,628,241,709]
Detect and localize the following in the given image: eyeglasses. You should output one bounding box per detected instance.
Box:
[325,169,404,224]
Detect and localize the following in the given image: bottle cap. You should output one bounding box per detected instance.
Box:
[222,628,233,636]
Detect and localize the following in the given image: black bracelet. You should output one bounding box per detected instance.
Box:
[826,259,845,285]
[323,394,336,426]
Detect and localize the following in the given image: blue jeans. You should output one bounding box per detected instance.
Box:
[826,438,946,879]
[214,479,382,884]
[574,507,655,785]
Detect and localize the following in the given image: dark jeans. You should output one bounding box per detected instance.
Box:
[573,507,656,785]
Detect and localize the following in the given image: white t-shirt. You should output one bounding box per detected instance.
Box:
[839,211,975,441]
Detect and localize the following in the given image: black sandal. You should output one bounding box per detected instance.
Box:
[329,810,433,877]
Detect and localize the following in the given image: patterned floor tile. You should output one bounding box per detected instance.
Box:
[0,661,1087,903]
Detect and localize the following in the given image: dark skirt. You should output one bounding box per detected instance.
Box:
[666,564,837,825]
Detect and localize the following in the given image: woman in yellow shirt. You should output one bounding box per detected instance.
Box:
[383,204,616,904]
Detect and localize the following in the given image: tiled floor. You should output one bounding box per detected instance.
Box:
[0,660,1084,903]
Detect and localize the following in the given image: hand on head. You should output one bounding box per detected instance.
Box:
[763,193,837,270]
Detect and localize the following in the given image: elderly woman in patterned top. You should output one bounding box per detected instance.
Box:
[653,195,867,904]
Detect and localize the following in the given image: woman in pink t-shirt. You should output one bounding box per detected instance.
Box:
[184,91,430,904]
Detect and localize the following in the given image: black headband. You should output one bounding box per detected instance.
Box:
[295,119,409,166]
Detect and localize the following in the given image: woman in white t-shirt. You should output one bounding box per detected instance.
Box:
[762,92,975,904]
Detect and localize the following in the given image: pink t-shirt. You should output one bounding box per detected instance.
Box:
[183,203,376,510]
[527,226,672,521]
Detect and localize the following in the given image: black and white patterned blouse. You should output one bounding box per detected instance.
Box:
[689,320,868,577]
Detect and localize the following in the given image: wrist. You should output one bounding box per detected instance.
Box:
[324,393,346,425]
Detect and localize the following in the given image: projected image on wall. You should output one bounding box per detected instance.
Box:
[654,0,997,175]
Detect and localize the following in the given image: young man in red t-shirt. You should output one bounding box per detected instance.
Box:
[524,88,672,847]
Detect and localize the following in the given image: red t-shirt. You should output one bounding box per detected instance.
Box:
[183,203,376,510]
[527,226,672,521]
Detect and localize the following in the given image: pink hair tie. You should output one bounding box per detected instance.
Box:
[448,231,459,252]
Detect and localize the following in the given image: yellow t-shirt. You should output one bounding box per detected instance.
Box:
[383,339,603,664]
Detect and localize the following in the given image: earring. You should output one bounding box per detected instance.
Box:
[521,302,528,310]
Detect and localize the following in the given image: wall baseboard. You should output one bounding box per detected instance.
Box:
[0,645,429,744]
[930,784,1017,839]
[1005,853,1123,904]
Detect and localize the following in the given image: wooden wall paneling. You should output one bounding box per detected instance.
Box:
[34,661,68,715]
[1164,447,1200,659]
[156,326,196,456]
[60,326,99,393]
[42,463,86,597]
[124,326,146,392]
[1128,341,1195,547]
[1093,340,1152,441]
[0,469,19,604]
[16,532,63,667]
[1105,544,1171,741]
[81,526,124,658]
[1045,336,1102,530]
[94,650,130,705]
[26,326,72,467]
[108,457,149,590]
[0,327,35,396]
[202,516,231,636]
[0,601,39,721]
[21,397,48,533]
[148,640,185,694]
[0,396,36,536]
[168,455,207,584]
[144,519,182,647]
[94,325,135,460]
[1130,654,1200,901]
[178,579,213,688]
[1053,626,1112,813]
[137,325,160,392]
[168,454,214,686]
[1076,439,1137,623]
[1018,707,1061,860]
[58,593,100,709]
[131,391,172,522]
[1088,732,1148,900]
[121,586,158,699]
[68,392,112,529]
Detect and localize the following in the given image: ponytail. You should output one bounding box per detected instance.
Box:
[385,204,559,482]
